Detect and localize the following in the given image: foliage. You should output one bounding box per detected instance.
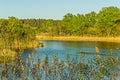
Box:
[20,6,120,37]
[1,6,119,37]
[0,17,36,50]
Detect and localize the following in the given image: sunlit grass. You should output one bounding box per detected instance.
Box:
[36,36,120,43]
[0,49,16,63]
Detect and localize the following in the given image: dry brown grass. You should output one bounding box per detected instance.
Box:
[36,35,120,43]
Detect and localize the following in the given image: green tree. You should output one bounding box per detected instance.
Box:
[62,13,75,35]
[0,17,35,50]
[85,11,97,27]
[97,6,120,36]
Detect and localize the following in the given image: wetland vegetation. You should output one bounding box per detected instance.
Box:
[0,6,120,79]
[0,47,120,80]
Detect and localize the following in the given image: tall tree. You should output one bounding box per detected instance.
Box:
[97,6,120,36]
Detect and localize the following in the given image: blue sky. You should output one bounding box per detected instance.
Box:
[0,0,120,20]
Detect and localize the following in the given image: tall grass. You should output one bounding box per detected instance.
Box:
[36,36,120,43]
[0,48,120,80]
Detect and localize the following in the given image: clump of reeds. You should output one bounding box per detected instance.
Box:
[0,48,119,80]
[0,49,16,64]
[95,46,101,61]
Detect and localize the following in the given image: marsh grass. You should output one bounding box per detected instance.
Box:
[0,38,43,63]
[0,48,120,80]
[0,49,16,63]
[36,36,120,43]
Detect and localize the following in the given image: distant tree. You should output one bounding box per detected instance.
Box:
[62,13,75,35]
[85,11,97,27]
[97,6,120,36]
[0,17,35,49]
[1,6,119,37]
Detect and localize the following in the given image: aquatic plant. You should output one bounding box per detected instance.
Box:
[0,48,120,80]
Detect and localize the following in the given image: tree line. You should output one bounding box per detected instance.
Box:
[0,6,120,41]
[21,6,120,37]
[0,6,120,56]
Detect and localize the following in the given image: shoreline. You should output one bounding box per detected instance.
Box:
[36,36,120,43]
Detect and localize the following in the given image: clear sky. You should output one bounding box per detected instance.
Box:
[0,0,120,20]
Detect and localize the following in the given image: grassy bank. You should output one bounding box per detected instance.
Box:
[36,36,120,43]
[0,39,43,63]
[12,40,42,50]
[0,49,16,63]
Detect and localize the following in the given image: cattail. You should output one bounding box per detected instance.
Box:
[111,58,116,66]
[26,58,28,65]
[29,54,32,66]
[33,62,38,68]
[27,77,30,80]
[21,72,24,80]
[44,55,49,67]
[95,47,101,61]
[64,62,69,67]
[52,61,56,72]
[95,47,99,53]
[31,52,34,59]
[20,59,23,64]
[28,54,31,59]
[59,60,63,71]
[40,62,45,70]
[47,68,51,76]
[22,65,24,71]
[13,67,16,74]
[53,55,58,65]
[37,54,40,61]
[37,54,40,68]
[70,66,73,71]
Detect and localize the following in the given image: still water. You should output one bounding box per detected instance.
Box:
[22,40,120,63]
[1,40,120,80]
[21,40,120,80]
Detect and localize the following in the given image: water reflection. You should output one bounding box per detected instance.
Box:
[22,40,120,63]
[41,40,120,50]
[0,41,120,80]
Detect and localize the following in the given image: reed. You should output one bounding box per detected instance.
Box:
[0,48,119,80]
[36,35,120,43]
[95,46,101,61]
[0,49,16,63]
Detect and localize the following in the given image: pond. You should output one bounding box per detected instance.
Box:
[21,40,120,80]
[22,40,120,62]
[1,40,120,80]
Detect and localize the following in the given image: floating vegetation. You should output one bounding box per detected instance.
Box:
[0,48,120,80]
